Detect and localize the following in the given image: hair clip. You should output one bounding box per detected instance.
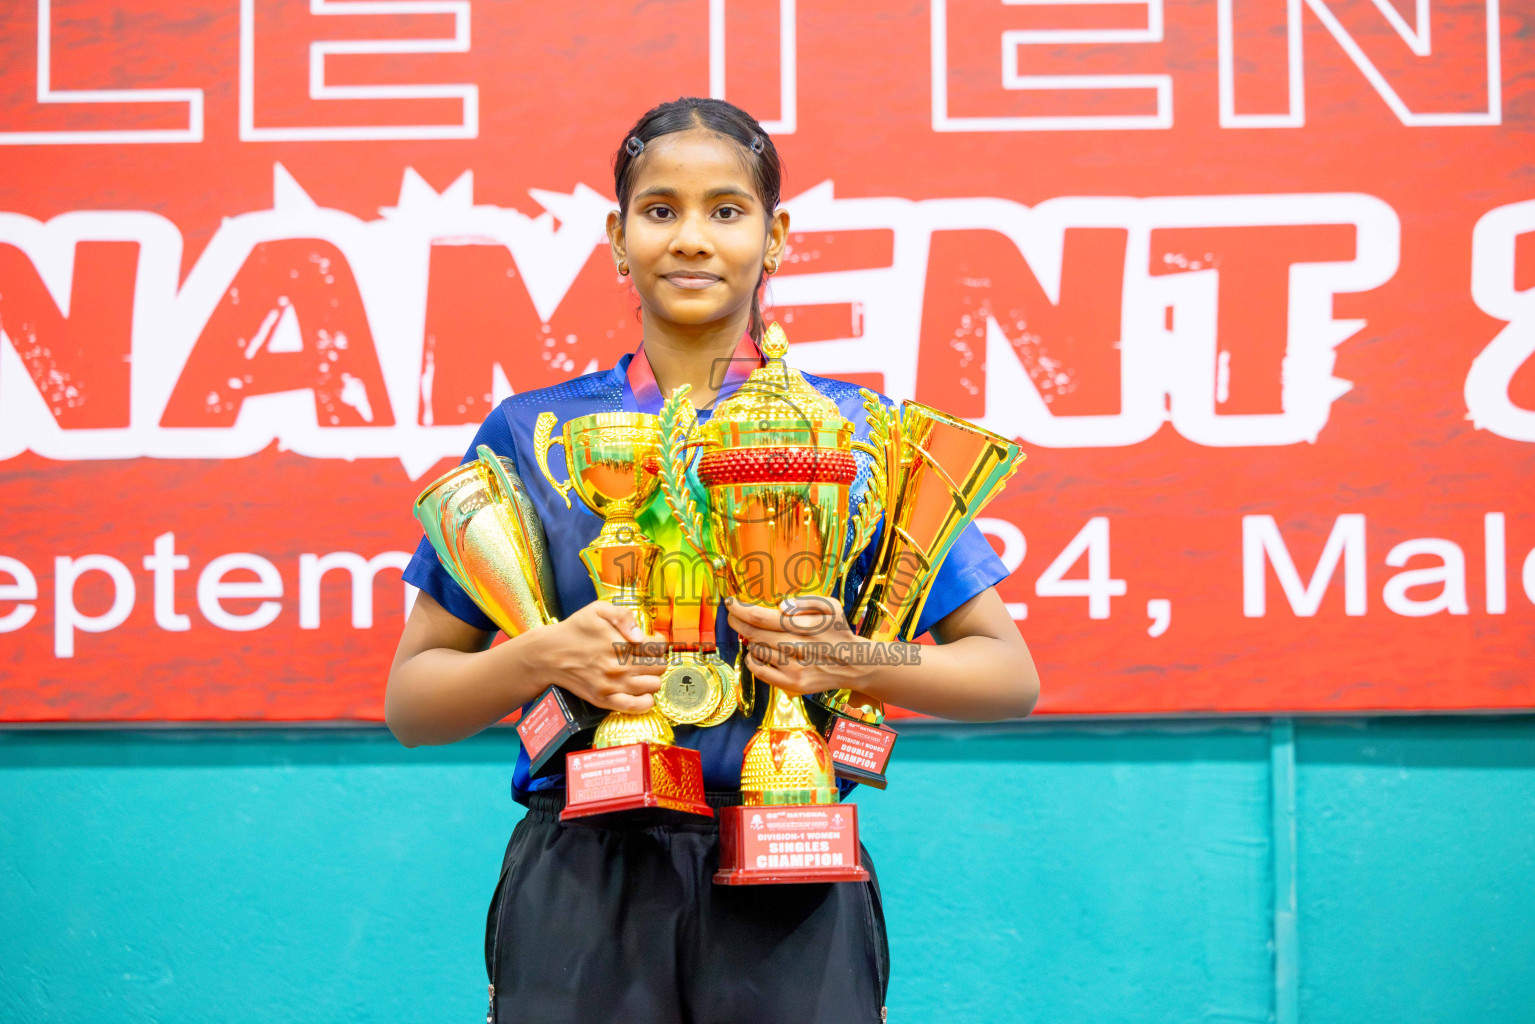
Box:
[749,135,766,154]
[625,136,645,157]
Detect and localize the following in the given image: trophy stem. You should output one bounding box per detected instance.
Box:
[739,687,839,807]
[596,514,642,543]
[579,517,659,635]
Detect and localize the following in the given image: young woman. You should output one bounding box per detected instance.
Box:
[386,97,1039,1023]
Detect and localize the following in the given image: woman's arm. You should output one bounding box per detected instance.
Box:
[727,587,1039,722]
[385,592,668,747]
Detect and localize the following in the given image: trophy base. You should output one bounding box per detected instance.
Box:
[713,804,870,885]
[517,687,607,780]
[560,742,713,826]
[804,700,898,790]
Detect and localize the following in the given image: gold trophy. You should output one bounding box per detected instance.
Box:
[413,444,561,636]
[533,410,716,822]
[414,447,606,776]
[809,393,1027,787]
[660,322,880,883]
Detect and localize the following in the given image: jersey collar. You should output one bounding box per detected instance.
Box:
[619,332,765,417]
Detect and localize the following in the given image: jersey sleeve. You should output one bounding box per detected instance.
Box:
[400,406,517,632]
[908,520,1011,639]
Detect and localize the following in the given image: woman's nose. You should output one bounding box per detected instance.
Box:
[670,211,715,257]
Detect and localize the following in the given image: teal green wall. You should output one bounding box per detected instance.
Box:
[4,717,1534,1023]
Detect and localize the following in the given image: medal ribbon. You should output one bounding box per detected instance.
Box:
[624,332,764,415]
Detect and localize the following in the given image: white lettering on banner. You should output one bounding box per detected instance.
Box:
[933,0,1172,132]
[780,187,1398,448]
[54,554,135,657]
[935,0,1502,131]
[0,170,1402,475]
[197,553,284,632]
[1243,514,1368,617]
[238,0,477,142]
[709,0,796,134]
[0,0,204,145]
[1467,199,1535,442]
[1382,538,1469,617]
[1485,513,1506,615]
[1034,517,1126,620]
[143,532,191,632]
[4,543,415,656]
[0,556,40,632]
[299,551,414,628]
[0,515,1523,655]
[1218,0,1501,128]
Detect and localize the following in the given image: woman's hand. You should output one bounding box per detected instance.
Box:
[529,600,666,713]
[727,595,905,696]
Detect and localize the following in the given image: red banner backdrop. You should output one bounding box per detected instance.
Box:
[1,0,1532,722]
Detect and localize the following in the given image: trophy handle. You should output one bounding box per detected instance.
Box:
[532,411,575,510]
[476,444,519,506]
[657,386,716,566]
[844,441,885,573]
[840,389,898,599]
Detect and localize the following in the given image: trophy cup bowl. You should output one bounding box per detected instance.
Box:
[693,429,857,604]
[851,399,1024,644]
[534,410,713,824]
[658,323,875,884]
[414,446,561,639]
[533,411,664,527]
[414,448,606,777]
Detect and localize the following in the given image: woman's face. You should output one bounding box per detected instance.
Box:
[607,129,789,334]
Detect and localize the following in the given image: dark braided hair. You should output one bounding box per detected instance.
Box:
[613,97,784,343]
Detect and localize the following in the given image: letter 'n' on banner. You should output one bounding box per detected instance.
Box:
[913,197,1162,449]
[1217,0,1502,127]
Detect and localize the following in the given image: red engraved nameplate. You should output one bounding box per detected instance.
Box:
[560,742,713,826]
[714,804,870,885]
[803,697,899,789]
[516,687,606,780]
[825,718,898,789]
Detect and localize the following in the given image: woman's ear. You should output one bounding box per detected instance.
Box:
[764,207,790,269]
[606,210,626,270]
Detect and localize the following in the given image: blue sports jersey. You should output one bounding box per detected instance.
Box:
[401,340,1011,804]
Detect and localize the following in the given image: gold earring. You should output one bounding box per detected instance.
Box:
[617,260,629,276]
[765,260,779,275]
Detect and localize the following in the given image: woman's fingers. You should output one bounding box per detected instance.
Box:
[747,636,813,668]
[745,649,790,687]
[618,673,663,695]
[589,600,648,644]
[732,618,800,653]
[600,690,657,714]
[778,596,846,637]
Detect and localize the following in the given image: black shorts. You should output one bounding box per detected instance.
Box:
[486,790,890,1024]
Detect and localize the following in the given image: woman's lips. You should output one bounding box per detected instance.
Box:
[663,272,722,290]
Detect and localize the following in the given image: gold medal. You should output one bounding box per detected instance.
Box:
[654,651,722,725]
[698,655,739,727]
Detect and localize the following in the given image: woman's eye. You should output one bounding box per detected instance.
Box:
[715,207,742,221]
[647,206,675,220]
